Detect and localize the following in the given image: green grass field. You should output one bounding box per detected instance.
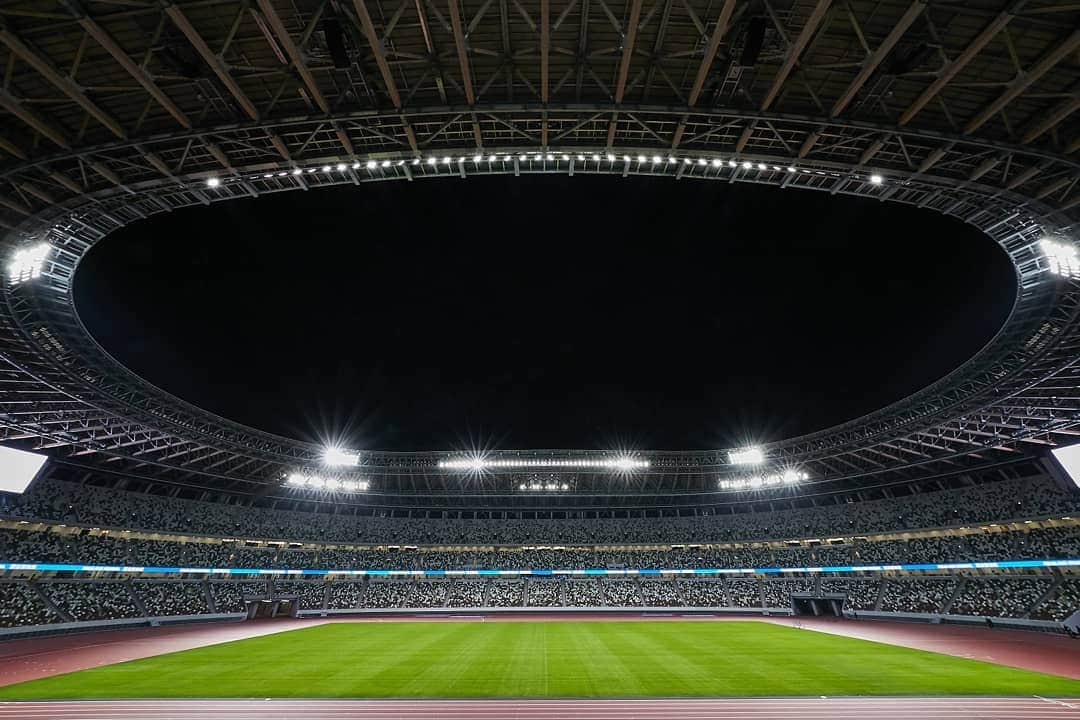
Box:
[2,621,1078,699]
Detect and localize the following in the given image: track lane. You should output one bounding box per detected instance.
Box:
[1,698,1078,719]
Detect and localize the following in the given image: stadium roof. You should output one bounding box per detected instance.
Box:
[0,0,1078,510]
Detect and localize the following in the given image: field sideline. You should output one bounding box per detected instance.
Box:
[1,620,1078,700]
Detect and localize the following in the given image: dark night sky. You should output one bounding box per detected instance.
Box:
[74,176,1016,452]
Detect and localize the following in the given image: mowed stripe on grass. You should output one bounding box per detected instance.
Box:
[1,621,1079,699]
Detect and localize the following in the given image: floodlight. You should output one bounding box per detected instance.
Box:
[473,155,482,163]
[442,157,451,164]
[728,160,737,167]
[869,174,883,185]
[440,456,648,471]
[307,167,317,173]
[428,158,437,165]
[577,155,585,161]
[206,177,221,187]
[593,154,601,161]
[321,165,331,172]
[668,156,676,164]
[787,166,796,172]
[0,446,47,494]
[683,158,691,165]
[652,156,662,164]
[7,243,50,285]
[291,168,303,175]
[458,156,466,163]
[366,160,378,169]
[335,163,346,171]
[623,155,631,162]
[712,158,722,167]
[757,163,767,170]
[352,162,362,169]
[1051,443,1080,489]
[382,160,391,168]
[546,154,555,161]
[729,447,765,465]
[561,154,570,161]
[413,158,421,165]
[1039,239,1080,279]
[323,447,359,467]
[489,155,498,162]
[741,161,752,170]
[277,171,287,177]
[263,173,274,178]
[606,154,616,162]
[698,158,707,166]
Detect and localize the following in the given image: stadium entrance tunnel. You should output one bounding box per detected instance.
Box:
[792,594,844,617]
[247,597,299,620]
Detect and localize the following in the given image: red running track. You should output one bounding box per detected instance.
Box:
[1,697,1079,719]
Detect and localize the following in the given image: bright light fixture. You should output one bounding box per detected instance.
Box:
[728,447,765,465]
[366,160,378,169]
[440,457,649,471]
[741,161,753,170]
[382,160,391,168]
[652,156,662,164]
[321,165,331,172]
[712,158,722,167]
[206,177,220,187]
[757,163,767,170]
[323,447,359,467]
[7,243,50,285]
[291,168,303,175]
[1039,238,1080,279]
[518,481,573,492]
[869,174,883,184]
[286,472,368,492]
[719,470,808,491]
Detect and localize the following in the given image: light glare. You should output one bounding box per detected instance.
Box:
[729,447,765,465]
[7,243,50,285]
[1040,239,1080,279]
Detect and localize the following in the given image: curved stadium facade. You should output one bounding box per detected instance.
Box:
[0,0,1078,647]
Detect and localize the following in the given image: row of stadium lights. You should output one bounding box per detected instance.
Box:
[202,155,886,188]
[284,447,808,494]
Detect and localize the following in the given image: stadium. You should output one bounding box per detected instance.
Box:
[0,0,1079,717]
